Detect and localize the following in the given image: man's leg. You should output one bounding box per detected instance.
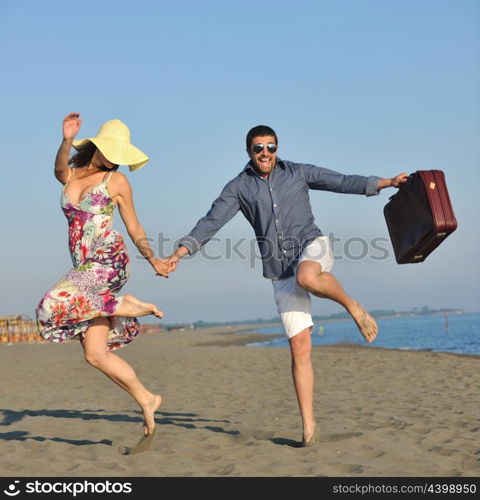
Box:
[272,277,320,446]
[288,328,318,445]
[296,260,378,342]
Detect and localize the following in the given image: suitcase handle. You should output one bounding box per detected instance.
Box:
[388,173,414,201]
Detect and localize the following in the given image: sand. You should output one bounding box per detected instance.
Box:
[0,325,479,477]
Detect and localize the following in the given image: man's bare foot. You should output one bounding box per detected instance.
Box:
[349,301,378,343]
[142,394,162,436]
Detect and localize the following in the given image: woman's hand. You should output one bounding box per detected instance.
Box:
[63,113,82,141]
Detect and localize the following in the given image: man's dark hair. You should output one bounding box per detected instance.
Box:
[246,125,278,150]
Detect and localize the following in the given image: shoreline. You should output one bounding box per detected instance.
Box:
[2,321,478,359]
[154,309,472,332]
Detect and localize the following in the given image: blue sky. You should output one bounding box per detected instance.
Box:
[1,0,478,324]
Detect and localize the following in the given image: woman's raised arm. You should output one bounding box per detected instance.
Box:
[54,113,82,184]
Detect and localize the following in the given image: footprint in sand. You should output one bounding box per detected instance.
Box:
[331,463,364,474]
[322,431,363,442]
[119,429,156,456]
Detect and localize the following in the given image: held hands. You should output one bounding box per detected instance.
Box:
[147,246,186,278]
[150,257,177,278]
[63,112,82,141]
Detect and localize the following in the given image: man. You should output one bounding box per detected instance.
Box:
[166,125,408,446]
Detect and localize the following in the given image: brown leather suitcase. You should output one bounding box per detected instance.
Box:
[383,170,457,264]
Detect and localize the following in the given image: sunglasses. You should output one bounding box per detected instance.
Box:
[252,143,277,154]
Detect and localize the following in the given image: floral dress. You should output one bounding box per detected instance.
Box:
[36,172,140,350]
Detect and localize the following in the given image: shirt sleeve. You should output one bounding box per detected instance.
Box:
[299,163,381,197]
[178,178,240,255]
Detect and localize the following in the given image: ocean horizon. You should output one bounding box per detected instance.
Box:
[246,312,480,356]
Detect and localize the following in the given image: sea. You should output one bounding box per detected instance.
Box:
[246,312,480,356]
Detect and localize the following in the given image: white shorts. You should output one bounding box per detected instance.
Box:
[272,236,334,339]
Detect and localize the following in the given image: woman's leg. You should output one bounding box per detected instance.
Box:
[82,317,162,435]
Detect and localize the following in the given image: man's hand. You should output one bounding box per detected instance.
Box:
[376,173,409,191]
[166,255,179,268]
[165,245,190,269]
[151,258,176,278]
[391,172,409,188]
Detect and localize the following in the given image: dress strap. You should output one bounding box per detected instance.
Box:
[103,171,115,184]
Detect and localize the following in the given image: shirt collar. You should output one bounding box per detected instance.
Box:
[243,157,286,174]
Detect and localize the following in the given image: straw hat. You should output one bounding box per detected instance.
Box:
[72,119,149,171]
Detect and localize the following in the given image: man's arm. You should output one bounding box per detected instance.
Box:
[168,178,240,266]
[300,163,408,196]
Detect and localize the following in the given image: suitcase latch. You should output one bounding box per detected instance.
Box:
[429,182,436,190]
[413,255,423,260]
[436,232,446,238]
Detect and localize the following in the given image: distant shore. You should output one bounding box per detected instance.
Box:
[157,308,467,332]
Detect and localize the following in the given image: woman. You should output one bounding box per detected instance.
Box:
[36,113,171,439]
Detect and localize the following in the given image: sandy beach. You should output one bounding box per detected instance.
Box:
[0,325,479,477]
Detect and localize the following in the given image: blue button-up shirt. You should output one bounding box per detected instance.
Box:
[179,159,381,279]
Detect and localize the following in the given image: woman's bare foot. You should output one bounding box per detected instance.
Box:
[302,424,320,447]
[151,306,163,319]
[348,301,378,343]
[117,294,164,319]
[141,394,162,436]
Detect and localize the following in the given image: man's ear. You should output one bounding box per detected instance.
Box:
[246,147,252,159]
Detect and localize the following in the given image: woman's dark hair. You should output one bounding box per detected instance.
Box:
[69,141,119,170]
[69,141,96,168]
[246,125,278,150]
